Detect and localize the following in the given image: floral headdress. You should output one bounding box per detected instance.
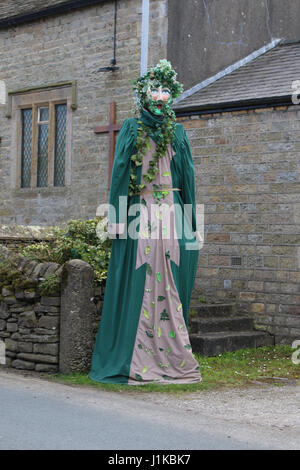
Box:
[132,59,183,112]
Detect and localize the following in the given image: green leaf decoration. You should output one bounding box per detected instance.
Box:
[135,374,143,382]
[158,296,166,302]
[152,301,155,308]
[142,366,148,374]
[165,251,170,260]
[155,210,162,220]
[143,309,150,319]
[145,245,151,255]
[157,326,162,338]
[159,347,164,352]
[160,309,170,321]
[141,198,147,206]
[138,343,143,349]
[166,285,170,291]
[159,362,169,369]
[184,344,192,350]
[162,171,171,177]
[146,331,153,338]
[165,346,171,357]
[156,272,161,283]
[178,324,184,330]
[162,374,173,381]
[177,303,182,311]
[180,360,185,368]
[145,348,153,358]
[195,366,200,371]
[169,330,176,339]
[145,288,152,293]
[146,263,152,275]
[142,230,150,238]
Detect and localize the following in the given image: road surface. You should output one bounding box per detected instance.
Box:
[0,368,299,450]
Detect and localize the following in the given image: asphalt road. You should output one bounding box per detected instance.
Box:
[0,369,299,451]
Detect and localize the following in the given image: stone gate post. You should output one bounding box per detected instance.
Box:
[59,259,96,374]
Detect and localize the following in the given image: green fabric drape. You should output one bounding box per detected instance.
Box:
[89,115,199,384]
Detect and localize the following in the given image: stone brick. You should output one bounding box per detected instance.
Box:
[17,353,58,364]
[38,315,60,330]
[250,303,265,314]
[5,338,18,352]
[11,359,35,370]
[19,311,38,329]
[239,292,256,302]
[33,343,58,356]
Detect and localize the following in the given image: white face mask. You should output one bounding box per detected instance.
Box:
[145,85,172,115]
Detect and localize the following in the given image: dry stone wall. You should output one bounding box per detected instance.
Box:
[0,245,104,372]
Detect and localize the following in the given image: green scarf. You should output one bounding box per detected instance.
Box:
[139,108,166,144]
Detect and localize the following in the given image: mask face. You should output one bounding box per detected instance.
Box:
[145,84,173,116]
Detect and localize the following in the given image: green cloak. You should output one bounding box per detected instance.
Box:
[89,110,199,384]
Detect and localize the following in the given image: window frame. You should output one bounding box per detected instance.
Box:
[10,85,73,191]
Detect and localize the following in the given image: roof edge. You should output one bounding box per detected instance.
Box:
[0,0,111,29]
[174,38,283,106]
[174,94,293,117]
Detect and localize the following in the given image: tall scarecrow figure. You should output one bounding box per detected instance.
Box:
[89,60,202,384]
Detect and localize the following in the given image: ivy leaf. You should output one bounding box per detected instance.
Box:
[184,344,192,350]
[146,331,153,338]
[145,348,153,358]
[138,343,143,349]
[169,330,176,339]
[157,326,162,338]
[146,263,152,275]
[135,374,143,382]
[165,346,171,357]
[165,251,170,260]
[145,246,151,255]
[177,304,182,311]
[142,366,148,374]
[143,309,150,319]
[156,272,161,283]
[180,360,185,368]
[157,296,165,302]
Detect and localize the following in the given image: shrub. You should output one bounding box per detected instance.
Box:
[20,217,112,286]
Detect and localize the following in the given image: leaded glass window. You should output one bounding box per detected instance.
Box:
[54,104,67,186]
[21,109,33,188]
[37,107,49,187]
[19,101,68,188]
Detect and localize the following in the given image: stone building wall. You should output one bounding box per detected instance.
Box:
[0,0,168,226]
[180,104,300,342]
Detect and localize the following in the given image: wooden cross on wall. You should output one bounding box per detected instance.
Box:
[94,102,121,190]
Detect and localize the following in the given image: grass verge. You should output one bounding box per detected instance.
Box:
[44,345,300,394]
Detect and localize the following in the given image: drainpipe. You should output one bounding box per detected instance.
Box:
[140,0,149,75]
